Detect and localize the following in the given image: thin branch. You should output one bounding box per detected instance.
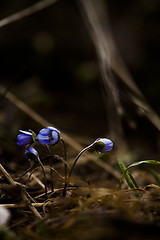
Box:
[78,0,160,134]
[0,164,17,186]
[0,0,58,29]
[0,203,44,209]
[27,172,45,190]
[78,0,126,152]
[0,163,42,219]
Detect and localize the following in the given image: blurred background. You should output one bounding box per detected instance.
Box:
[0,0,160,167]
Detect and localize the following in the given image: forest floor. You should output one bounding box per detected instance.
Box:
[1,151,160,240]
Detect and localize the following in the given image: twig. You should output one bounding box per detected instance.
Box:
[0,0,58,29]
[28,172,45,189]
[0,203,45,209]
[0,163,42,219]
[0,164,17,186]
[78,0,127,153]
[17,166,45,190]
[78,0,160,134]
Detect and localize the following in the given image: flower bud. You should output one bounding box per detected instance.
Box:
[17,130,33,145]
[37,126,60,145]
[24,146,39,160]
[93,138,113,153]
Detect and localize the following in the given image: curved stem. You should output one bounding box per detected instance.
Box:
[61,138,68,197]
[35,157,48,199]
[16,162,35,180]
[45,144,54,192]
[68,143,94,178]
[63,142,94,196]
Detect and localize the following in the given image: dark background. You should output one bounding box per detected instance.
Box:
[0,0,160,161]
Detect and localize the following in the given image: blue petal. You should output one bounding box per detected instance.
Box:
[25,146,39,159]
[49,131,59,145]
[93,138,113,153]
[37,127,60,145]
[44,131,59,145]
[101,142,113,152]
[19,130,32,136]
[99,138,113,153]
[47,126,60,134]
[48,138,58,145]
[37,134,50,144]
[28,146,38,156]
[17,134,32,145]
[39,128,50,136]
[24,149,29,157]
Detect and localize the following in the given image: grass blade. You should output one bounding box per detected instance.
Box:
[118,156,139,190]
[127,160,160,170]
[119,159,160,189]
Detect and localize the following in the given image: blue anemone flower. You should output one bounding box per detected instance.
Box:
[37,126,60,145]
[93,138,113,153]
[17,130,33,145]
[25,146,39,160]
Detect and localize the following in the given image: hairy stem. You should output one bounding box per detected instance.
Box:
[45,144,54,192]
[63,143,94,196]
[61,138,68,196]
[35,157,48,199]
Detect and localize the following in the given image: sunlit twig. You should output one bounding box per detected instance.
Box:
[0,163,42,219]
[0,0,58,29]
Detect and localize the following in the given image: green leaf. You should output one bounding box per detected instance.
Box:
[118,156,139,190]
[29,129,37,142]
[127,160,160,170]
[119,159,160,189]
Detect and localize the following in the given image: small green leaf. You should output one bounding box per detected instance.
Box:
[127,160,160,170]
[118,156,139,190]
[119,159,160,189]
[29,129,37,142]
